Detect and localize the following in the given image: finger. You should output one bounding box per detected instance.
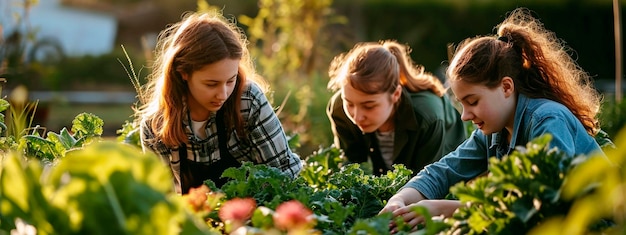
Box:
[401,211,416,222]
[380,205,397,215]
[408,216,425,232]
[378,209,388,216]
[392,207,410,217]
[389,220,398,234]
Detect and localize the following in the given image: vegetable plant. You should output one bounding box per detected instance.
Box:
[1,90,624,234]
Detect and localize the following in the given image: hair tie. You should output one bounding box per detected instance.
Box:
[497,36,509,43]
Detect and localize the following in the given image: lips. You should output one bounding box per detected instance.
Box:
[356,123,373,132]
[473,121,484,129]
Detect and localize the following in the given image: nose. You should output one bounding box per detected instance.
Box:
[460,108,473,121]
[216,84,228,100]
[351,107,366,122]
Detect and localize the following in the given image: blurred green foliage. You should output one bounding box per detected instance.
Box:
[600,96,626,140]
[233,0,348,155]
[529,128,626,235]
[3,47,145,91]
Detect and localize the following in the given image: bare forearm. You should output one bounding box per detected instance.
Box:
[388,187,427,205]
[421,200,462,218]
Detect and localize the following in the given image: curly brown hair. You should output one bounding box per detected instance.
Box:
[447,8,601,136]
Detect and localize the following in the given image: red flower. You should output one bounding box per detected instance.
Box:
[273,200,315,230]
[218,197,257,222]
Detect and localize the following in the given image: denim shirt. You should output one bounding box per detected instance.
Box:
[403,93,604,199]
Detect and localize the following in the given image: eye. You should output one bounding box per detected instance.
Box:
[363,104,376,110]
[466,100,478,106]
[343,101,354,108]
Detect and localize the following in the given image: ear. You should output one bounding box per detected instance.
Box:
[178,69,189,82]
[501,76,515,98]
[392,84,402,103]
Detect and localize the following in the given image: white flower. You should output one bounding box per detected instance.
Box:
[10,218,37,235]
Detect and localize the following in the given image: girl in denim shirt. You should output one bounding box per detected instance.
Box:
[380,8,605,233]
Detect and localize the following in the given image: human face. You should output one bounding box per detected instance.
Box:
[341,82,401,133]
[182,58,240,121]
[450,77,517,136]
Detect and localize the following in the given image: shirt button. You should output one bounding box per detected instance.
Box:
[369,148,374,152]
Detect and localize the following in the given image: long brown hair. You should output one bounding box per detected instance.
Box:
[328,40,445,96]
[137,11,267,147]
[447,8,601,136]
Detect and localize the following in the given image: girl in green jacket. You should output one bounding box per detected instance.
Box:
[326,40,466,175]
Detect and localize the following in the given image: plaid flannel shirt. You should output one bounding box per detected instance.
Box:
[141,82,303,192]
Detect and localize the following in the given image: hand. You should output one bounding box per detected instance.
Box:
[379,188,424,216]
[379,198,405,216]
[389,200,461,233]
[380,199,406,234]
[378,188,427,234]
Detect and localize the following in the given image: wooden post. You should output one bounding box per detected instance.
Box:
[614,0,623,102]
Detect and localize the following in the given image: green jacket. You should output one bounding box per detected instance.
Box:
[326,89,466,175]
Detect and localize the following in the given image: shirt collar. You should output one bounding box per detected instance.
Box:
[182,102,218,141]
[394,89,419,131]
[490,93,529,152]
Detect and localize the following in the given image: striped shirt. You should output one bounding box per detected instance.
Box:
[141,82,303,193]
[375,130,395,169]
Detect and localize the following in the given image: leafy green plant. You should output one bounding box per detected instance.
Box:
[181,144,414,234]
[441,134,588,234]
[6,85,38,140]
[0,82,38,154]
[0,141,215,235]
[2,107,618,235]
[18,112,104,162]
[529,128,626,235]
[116,120,141,147]
[1,70,617,235]
[0,96,17,152]
[599,96,626,139]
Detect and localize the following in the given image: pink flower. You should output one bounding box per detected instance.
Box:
[218,197,257,222]
[273,200,315,230]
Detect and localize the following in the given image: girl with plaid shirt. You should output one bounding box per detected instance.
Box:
[136,11,302,194]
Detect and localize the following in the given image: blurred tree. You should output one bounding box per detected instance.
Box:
[238,0,346,82]
[233,0,349,154]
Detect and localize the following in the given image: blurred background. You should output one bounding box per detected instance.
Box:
[0,0,624,156]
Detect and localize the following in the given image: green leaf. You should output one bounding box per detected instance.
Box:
[71,113,104,138]
[18,135,59,161]
[43,141,202,234]
[348,213,392,235]
[0,99,10,112]
[0,152,72,234]
[250,206,275,229]
[447,134,578,234]
[116,121,140,147]
[46,128,78,151]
